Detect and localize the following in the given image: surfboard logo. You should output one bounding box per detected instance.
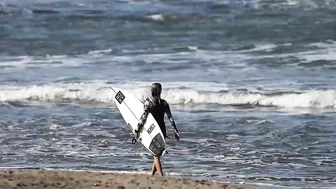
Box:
[115,91,125,104]
[147,124,155,134]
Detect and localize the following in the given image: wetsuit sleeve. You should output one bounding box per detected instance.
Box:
[138,98,151,129]
[163,100,178,133]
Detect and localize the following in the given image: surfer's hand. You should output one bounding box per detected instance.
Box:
[134,123,143,138]
[134,129,140,138]
[174,130,180,141]
[137,123,143,130]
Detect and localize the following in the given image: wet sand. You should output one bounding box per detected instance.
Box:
[0,169,257,189]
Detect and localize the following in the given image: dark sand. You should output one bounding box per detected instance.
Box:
[0,169,257,189]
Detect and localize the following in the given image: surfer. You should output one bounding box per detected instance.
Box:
[134,82,180,176]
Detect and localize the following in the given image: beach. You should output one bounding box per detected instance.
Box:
[0,169,256,189]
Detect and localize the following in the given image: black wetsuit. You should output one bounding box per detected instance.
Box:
[138,97,177,138]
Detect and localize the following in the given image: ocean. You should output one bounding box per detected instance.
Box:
[0,0,335,188]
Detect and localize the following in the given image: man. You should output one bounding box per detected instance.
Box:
[134,82,180,176]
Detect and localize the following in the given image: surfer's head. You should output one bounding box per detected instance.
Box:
[151,82,162,98]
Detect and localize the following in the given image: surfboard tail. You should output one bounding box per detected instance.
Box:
[162,150,169,156]
[149,133,165,155]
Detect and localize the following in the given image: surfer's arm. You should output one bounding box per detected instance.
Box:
[163,100,179,134]
[137,98,151,131]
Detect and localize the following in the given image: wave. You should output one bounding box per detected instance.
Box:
[248,0,336,10]
[0,2,27,15]
[146,14,164,21]
[1,39,335,71]
[87,49,113,56]
[0,3,10,14]
[2,40,335,71]
[0,83,335,109]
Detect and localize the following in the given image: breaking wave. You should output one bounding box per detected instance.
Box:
[0,83,335,109]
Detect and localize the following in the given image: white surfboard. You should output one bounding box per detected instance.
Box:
[110,87,167,156]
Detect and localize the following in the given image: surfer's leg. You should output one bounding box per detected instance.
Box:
[153,156,163,176]
[151,159,157,175]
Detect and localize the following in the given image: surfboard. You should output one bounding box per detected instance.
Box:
[110,87,166,156]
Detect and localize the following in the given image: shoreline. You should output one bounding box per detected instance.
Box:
[0,169,257,189]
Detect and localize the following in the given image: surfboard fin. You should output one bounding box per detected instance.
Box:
[162,150,169,156]
[131,137,137,144]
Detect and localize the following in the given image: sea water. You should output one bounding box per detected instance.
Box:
[0,0,336,188]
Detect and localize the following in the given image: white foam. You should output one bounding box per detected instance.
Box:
[247,41,336,67]
[0,55,84,70]
[147,14,164,21]
[88,49,113,56]
[293,40,336,63]
[0,83,114,103]
[299,50,336,62]
[0,2,10,14]
[241,44,278,52]
[0,167,212,179]
[251,0,333,10]
[309,40,336,49]
[32,168,219,179]
[188,46,198,51]
[34,168,150,175]
[48,124,60,131]
[248,0,298,9]
[0,83,335,109]
[4,37,316,82]
[0,47,253,71]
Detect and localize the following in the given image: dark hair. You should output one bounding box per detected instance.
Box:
[151,83,162,97]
